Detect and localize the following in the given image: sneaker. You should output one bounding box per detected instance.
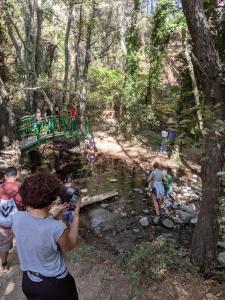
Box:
[153,215,160,225]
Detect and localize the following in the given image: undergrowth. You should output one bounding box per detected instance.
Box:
[126,235,195,294]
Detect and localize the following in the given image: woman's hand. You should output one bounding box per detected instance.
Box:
[51,203,70,219]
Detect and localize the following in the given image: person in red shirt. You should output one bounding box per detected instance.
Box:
[0,167,23,272]
[70,106,78,131]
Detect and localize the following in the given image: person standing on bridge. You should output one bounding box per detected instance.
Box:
[13,172,80,300]
[45,107,53,134]
[70,106,78,131]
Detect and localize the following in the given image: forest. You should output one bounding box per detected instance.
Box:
[0,0,225,299]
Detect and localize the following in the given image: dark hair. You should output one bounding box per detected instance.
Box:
[153,162,160,169]
[19,172,61,209]
[5,166,17,177]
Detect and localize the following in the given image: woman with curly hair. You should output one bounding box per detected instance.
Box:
[12,172,80,300]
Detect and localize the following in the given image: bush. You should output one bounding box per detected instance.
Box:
[126,236,193,293]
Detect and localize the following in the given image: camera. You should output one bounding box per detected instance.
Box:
[70,192,80,210]
[60,186,80,210]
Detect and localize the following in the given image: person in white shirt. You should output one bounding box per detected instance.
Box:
[148,162,165,224]
[160,128,168,154]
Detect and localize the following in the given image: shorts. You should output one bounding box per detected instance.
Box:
[152,187,157,196]
[0,227,13,253]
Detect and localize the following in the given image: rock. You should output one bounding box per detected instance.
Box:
[191,194,199,201]
[161,219,174,229]
[81,188,88,194]
[173,217,183,224]
[131,210,136,216]
[180,204,197,215]
[206,293,215,300]
[139,217,149,227]
[190,217,198,225]
[218,251,225,267]
[133,188,142,193]
[101,204,110,209]
[133,228,140,234]
[120,212,128,218]
[127,199,134,204]
[143,209,150,214]
[217,241,225,249]
[176,210,193,223]
[110,179,117,183]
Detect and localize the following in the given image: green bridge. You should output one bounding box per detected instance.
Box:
[17,115,90,150]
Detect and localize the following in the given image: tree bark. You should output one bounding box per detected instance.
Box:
[181,0,225,274]
[0,77,20,169]
[184,32,204,134]
[63,2,74,104]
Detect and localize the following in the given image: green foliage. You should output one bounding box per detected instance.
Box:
[126,236,194,294]
[88,67,123,105]
[146,0,186,105]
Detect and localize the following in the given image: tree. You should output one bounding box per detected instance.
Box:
[0,20,20,169]
[181,0,225,274]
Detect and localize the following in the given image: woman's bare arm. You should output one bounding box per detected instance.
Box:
[57,200,81,252]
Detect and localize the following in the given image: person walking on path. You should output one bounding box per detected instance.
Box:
[0,167,23,272]
[148,162,165,224]
[13,172,80,300]
[160,127,168,154]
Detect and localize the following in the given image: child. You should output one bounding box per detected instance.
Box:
[164,167,174,200]
[148,162,165,224]
[60,184,80,227]
[0,167,23,272]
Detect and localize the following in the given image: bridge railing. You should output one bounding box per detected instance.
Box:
[16,115,87,149]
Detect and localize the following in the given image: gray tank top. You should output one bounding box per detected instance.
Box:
[12,212,67,279]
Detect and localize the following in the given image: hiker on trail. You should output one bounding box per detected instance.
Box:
[168,128,176,144]
[60,184,80,227]
[163,167,175,202]
[13,172,80,300]
[45,107,53,133]
[160,127,168,154]
[33,109,42,135]
[70,106,78,131]
[0,167,23,272]
[148,162,165,224]
[54,103,61,116]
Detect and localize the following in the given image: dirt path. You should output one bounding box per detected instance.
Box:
[0,241,132,300]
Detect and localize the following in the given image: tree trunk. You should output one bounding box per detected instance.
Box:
[0,77,20,169]
[74,3,83,92]
[63,3,74,104]
[184,32,204,134]
[181,0,225,274]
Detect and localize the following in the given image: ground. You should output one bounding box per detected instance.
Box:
[1,132,225,300]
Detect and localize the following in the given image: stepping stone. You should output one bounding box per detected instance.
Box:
[139,216,149,227]
[161,219,174,229]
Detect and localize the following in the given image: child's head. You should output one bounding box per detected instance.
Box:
[4,167,18,182]
[165,166,173,175]
[152,162,160,169]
